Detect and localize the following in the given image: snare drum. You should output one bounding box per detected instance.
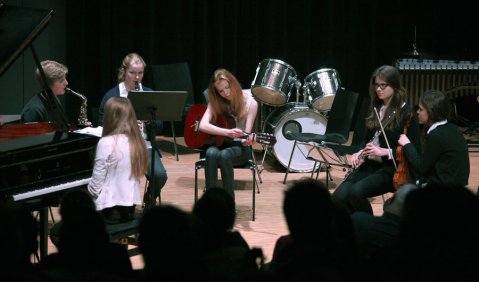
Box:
[304,68,341,111]
[263,103,327,172]
[251,59,297,107]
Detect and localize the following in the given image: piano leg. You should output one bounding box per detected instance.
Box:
[38,207,49,260]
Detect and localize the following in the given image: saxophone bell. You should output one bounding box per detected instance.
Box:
[66,87,91,127]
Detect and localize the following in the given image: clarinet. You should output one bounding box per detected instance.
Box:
[358,109,397,159]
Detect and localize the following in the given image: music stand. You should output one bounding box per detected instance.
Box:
[129,90,188,160]
[303,143,350,188]
[128,90,188,208]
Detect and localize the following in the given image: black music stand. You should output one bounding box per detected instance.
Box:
[129,91,188,160]
[128,90,188,208]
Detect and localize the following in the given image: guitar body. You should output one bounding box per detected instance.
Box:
[184,104,228,148]
[184,104,277,149]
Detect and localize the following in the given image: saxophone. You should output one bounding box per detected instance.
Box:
[66,87,90,126]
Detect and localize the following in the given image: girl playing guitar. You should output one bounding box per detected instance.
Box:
[198,68,258,203]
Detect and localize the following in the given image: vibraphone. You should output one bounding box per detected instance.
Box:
[396,58,479,107]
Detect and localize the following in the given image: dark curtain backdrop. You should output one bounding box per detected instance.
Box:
[64,0,479,109]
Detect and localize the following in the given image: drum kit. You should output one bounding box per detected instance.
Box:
[250,58,342,173]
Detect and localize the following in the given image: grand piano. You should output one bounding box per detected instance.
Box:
[0,4,98,260]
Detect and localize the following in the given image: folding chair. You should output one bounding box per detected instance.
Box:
[282,89,359,185]
[323,96,370,177]
[194,146,260,221]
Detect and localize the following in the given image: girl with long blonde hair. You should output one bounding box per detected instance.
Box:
[88,97,148,223]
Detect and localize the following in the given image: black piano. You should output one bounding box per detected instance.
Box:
[0,4,98,260]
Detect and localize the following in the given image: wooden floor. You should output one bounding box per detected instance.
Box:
[46,134,479,269]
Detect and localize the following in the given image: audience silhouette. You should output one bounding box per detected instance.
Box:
[267,178,359,282]
[2,176,477,282]
[39,189,134,281]
[0,202,39,282]
[192,187,264,282]
[138,205,205,282]
[192,187,249,253]
[351,183,419,278]
[388,184,479,281]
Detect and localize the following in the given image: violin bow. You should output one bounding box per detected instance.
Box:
[374,107,397,169]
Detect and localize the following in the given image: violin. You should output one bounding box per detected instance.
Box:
[393,112,414,190]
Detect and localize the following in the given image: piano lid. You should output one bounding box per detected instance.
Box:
[0,4,69,132]
[0,4,54,77]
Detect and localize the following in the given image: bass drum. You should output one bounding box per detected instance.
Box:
[263,103,327,172]
[251,58,297,107]
[303,68,341,111]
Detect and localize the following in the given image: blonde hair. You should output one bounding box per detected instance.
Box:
[117,53,146,83]
[207,68,246,121]
[35,60,68,90]
[102,97,148,179]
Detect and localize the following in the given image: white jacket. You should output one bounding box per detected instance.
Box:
[88,134,142,210]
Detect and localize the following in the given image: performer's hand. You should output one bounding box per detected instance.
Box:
[398,134,410,146]
[229,128,245,139]
[137,120,144,131]
[351,151,364,169]
[364,143,391,158]
[242,133,256,146]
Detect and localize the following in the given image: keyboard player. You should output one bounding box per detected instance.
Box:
[0,5,98,261]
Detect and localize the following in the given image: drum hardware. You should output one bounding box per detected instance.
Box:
[294,80,302,104]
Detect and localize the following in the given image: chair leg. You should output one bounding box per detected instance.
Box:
[48,206,56,225]
[170,121,179,161]
[314,162,322,180]
[194,167,199,202]
[252,166,256,221]
[283,140,298,184]
[251,150,263,184]
[326,168,330,188]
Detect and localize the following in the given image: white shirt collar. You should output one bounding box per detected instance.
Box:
[427,119,447,134]
[119,82,143,98]
[119,82,128,98]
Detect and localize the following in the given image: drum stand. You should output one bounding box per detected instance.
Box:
[257,102,271,175]
[256,81,304,176]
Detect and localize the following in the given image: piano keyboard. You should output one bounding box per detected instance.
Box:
[12,177,91,202]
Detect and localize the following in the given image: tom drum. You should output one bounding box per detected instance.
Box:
[303,68,341,111]
[251,59,298,107]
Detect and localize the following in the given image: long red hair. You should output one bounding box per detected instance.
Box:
[207,68,246,122]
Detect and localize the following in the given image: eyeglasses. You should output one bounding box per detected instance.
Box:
[374,83,389,90]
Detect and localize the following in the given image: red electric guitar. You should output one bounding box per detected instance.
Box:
[184,104,276,149]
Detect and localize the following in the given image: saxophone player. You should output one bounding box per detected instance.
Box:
[21,60,70,123]
[20,60,92,128]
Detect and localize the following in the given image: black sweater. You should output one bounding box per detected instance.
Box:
[403,122,470,186]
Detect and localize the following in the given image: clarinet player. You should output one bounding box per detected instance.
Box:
[98,53,167,207]
[331,65,421,214]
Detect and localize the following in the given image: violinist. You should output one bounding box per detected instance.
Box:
[398,90,470,187]
[331,65,421,215]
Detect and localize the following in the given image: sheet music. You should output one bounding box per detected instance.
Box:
[74,126,103,137]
